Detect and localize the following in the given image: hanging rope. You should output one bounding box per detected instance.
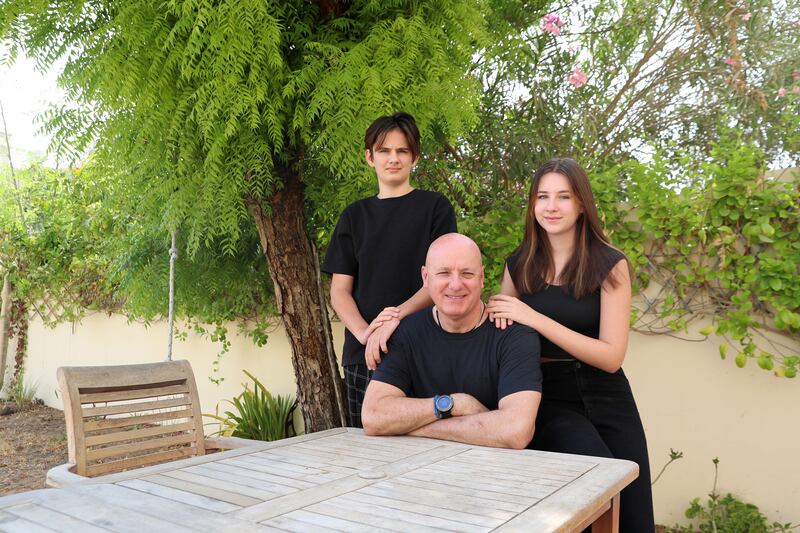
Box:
[166,230,177,361]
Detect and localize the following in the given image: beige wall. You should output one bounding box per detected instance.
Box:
[10,312,799,527]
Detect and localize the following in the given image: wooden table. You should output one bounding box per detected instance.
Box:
[0,428,637,532]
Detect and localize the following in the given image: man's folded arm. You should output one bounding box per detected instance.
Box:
[361,380,438,436]
[408,390,540,450]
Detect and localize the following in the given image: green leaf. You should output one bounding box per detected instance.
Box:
[719,343,728,360]
[699,325,715,336]
[735,352,747,368]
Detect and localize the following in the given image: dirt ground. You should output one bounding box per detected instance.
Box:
[0,403,68,496]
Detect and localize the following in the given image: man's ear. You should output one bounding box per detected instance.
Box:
[421,265,428,287]
[480,266,485,288]
[365,149,376,167]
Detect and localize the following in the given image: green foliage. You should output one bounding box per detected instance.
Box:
[605,133,800,377]
[1,0,798,385]
[667,459,797,533]
[205,370,298,442]
[5,371,39,410]
[1,0,485,254]
[0,164,119,322]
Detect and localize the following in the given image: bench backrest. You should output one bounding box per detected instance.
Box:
[57,360,206,477]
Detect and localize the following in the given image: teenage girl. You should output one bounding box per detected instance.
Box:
[486,157,654,532]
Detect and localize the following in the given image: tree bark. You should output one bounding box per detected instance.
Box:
[12,300,27,379]
[0,273,11,391]
[245,168,347,432]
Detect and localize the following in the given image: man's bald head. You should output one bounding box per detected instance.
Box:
[422,234,485,326]
[425,233,482,269]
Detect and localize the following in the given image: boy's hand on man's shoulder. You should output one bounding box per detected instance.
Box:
[365,317,401,371]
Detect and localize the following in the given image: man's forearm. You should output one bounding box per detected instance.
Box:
[409,409,534,450]
[362,396,438,436]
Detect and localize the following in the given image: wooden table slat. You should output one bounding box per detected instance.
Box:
[72,483,278,532]
[263,444,388,469]
[345,489,505,528]
[248,450,362,474]
[159,469,283,501]
[263,511,356,533]
[360,481,525,515]
[193,461,309,494]
[229,452,352,477]
[425,458,580,486]
[0,510,58,533]
[9,489,194,533]
[306,499,451,533]
[220,456,324,487]
[388,476,537,506]
[116,479,240,513]
[445,454,594,481]
[401,468,551,499]
[2,502,109,533]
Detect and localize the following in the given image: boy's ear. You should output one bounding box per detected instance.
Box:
[365,149,376,167]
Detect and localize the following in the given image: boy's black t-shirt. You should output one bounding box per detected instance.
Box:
[372,309,542,409]
[322,189,457,367]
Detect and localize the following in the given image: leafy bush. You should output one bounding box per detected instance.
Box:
[667,459,797,533]
[206,370,298,442]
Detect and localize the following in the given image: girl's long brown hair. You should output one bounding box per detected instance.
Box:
[511,158,626,298]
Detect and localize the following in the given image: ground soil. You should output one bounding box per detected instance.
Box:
[0,403,67,496]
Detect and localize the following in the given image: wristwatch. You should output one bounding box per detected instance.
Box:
[433,394,454,419]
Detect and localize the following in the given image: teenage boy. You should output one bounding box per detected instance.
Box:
[322,112,457,428]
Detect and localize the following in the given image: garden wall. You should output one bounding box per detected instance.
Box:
[11,311,799,528]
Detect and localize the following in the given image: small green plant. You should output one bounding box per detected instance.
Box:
[205,370,298,442]
[667,458,798,533]
[8,372,38,411]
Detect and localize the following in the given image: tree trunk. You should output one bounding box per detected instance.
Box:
[12,300,27,379]
[245,169,347,432]
[0,273,11,392]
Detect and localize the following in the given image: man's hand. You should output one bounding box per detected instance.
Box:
[451,393,489,417]
[365,318,400,370]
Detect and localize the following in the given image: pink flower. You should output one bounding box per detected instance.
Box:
[793,70,800,81]
[740,12,752,21]
[723,57,734,65]
[777,87,787,97]
[542,13,564,36]
[567,66,587,88]
[794,86,800,95]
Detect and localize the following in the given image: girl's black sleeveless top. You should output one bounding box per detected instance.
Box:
[506,247,625,360]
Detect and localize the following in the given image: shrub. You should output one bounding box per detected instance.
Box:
[206,370,298,441]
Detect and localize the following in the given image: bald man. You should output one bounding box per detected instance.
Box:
[361,233,542,449]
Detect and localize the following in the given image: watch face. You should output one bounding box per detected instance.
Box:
[436,395,453,412]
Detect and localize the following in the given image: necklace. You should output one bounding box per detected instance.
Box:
[434,301,485,333]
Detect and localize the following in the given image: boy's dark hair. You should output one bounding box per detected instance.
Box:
[364,112,421,160]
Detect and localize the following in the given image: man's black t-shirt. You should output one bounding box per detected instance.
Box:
[322,189,457,367]
[372,308,542,409]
